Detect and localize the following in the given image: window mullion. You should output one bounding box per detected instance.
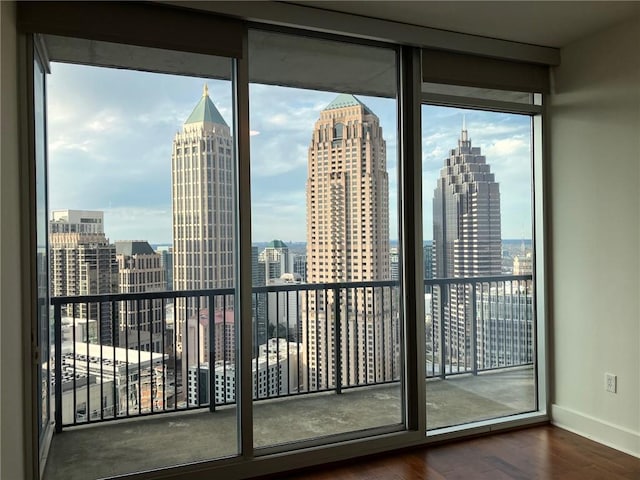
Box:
[233,33,254,459]
[399,46,426,433]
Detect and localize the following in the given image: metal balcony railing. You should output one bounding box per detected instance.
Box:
[50,274,533,431]
[425,274,535,378]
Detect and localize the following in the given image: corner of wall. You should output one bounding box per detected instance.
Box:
[0,1,27,479]
[549,13,640,459]
[551,404,640,458]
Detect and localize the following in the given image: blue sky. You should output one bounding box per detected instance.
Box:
[48,63,532,244]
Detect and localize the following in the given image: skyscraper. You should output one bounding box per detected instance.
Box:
[251,245,268,351]
[258,239,290,283]
[171,85,234,354]
[155,245,174,290]
[423,241,433,280]
[432,124,502,370]
[49,210,118,345]
[115,240,166,352]
[305,93,393,390]
[292,253,307,282]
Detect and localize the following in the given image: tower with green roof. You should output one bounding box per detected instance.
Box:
[304,93,393,390]
[171,85,234,361]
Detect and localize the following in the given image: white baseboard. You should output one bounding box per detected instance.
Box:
[551,404,640,458]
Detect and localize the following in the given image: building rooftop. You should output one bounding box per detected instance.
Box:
[115,240,155,256]
[323,93,373,115]
[267,239,288,249]
[61,342,167,370]
[185,84,228,126]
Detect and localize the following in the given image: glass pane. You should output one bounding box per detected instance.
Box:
[422,105,536,431]
[34,50,51,444]
[248,29,403,449]
[45,53,238,478]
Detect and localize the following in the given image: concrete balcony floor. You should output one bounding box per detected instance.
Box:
[43,366,534,480]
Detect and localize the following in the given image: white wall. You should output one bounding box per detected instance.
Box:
[0,1,27,478]
[549,15,640,456]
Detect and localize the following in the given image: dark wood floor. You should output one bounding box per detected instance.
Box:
[277,426,640,479]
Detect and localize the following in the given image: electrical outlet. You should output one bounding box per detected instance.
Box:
[605,373,617,393]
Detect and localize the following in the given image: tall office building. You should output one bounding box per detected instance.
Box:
[254,240,293,353]
[423,241,433,280]
[258,240,290,283]
[172,85,234,354]
[49,210,118,345]
[252,245,267,351]
[305,93,394,390]
[432,125,502,369]
[292,253,307,282]
[155,246,174,290]
[116,241,166,352]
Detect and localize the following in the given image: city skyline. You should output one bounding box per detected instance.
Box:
[48,63,533,244]
[46,68,534,430]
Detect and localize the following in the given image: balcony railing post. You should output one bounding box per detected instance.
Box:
[471,283,478,376]
[54,302,63,433]
[208,295,215,412]
[334,286,342,394]
[439,285,446,380]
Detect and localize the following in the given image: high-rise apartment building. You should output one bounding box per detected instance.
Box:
[476,283,534,369]
[184,308,235,369]
[116,241,166,352]
[432,126,502,369]
[389,247,399,281]
[251,245,267,350]
[188,338,301,406]
[305,94,394,390]
[49,210,118,345]
[50,209,104,234]
[172,85,234,354]
[267,273,303,342]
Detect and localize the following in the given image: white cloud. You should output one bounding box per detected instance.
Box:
[266,113,290,126]
[86,113,120,133]
[485,137,528,158]
[49,137,92,153]
[102,207,172,244]
[423,132,448,145]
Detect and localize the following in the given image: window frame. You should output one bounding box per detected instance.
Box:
[419,91,547,442]
[17,4,550,479]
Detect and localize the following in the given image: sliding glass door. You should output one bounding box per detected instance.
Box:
[247,29,405,450]
[421,99,539,432]
[42,36,241,478]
